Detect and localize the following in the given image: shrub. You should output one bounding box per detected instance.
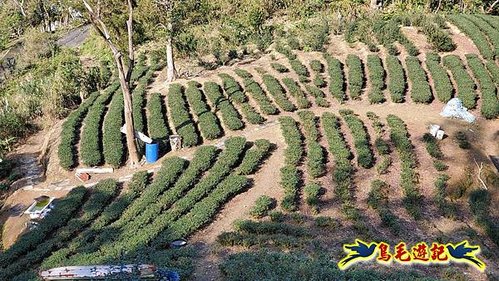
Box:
[433,160,448,171]
[234,69,253,78]
[298,111,326,178]
[455,131,470,149]
[271,63,289,73]
[346,54,364,100]
[279,116,303,166]
[315,216,338,228]
[310,60,323,73]
[261,74,296,112]
[422,133,443,159]
[367,179,401,234]
[184,82,223,140]
[367,112,384,135]
[468,190,499,246]
[203,82,244,131]
[463,15,499,57]
[304,182,322,211]
[485,60,499,85]
[102,90,125,167]
[406,56,433,103]
[132,68,155,134]
[281,78,311,109]
[374,138,390,155]
[147,93,172,154]
[235,139,272,175]
[58,92,99,170]
[218,73,247,103]
[339,110,375,169]
[465,54,499,119]
[242,78,278,115]
[417,17,456,52]
[442,55,477,109]
[80,86,117,166]
[425,53,453,103]
[313,75,326,88]
[250,195,275,218]
[167,84,201,147]
[367,55,386,104]
[288,59,309,77]
[304,85,330,107]
[448,15,494,59]
[280,165,301,212]
[324,53,346,102]
[269,211,285,222]
[386,55,406,103]
[376,155,391,175]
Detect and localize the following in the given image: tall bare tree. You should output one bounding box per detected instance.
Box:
[153,0,176,82]
[82,0,140,167]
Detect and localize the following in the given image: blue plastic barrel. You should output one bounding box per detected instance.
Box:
[145,143,159,163]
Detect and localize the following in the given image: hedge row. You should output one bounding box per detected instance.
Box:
[387,114,422,219]
[234,220,307,237]
[434,174,456,218]
[271,63,289,73]
[219,74,265,124]
[234,69,253,78]
[346,54,364,100]
[406,56,433,104]
[249,195,275,218]
[324,53,346,102]
[132,68,155,134]
[0,186,87,268]
[321,112,358,220]
[372,19,419,56]
[279,116,304,166]
[485,60,499,86]
[151,175,250,248]
[93,138,247,259]
[310,60,323,73]
[425,53,453,103]
[340,110,375,169]
[102,90,125,167]
[367,179,401,235]
[58,92,99,170]
[442,55,477,109]
[304,182,322,212]
[242,78,278,115]
[204,81,245,131]
[0,180,119,279]
[304,85,330,107]
[168,84,200,147]
[298,111,326,179]
[422,133,444,159]
[288,59,310,77]
[463,15,499,57]
[41,171,149,269]
[147,93,172,153]
[280,165,301,212]
[468,190,499,246]
[281,77,311,109]
[417,18,456,52]
[184,82,223,139]
[448,15,494,59]
[235,139,272,175]
[386,55,406,103]
[367,55,386,104]
[465,54,499,119]
[80,84,117,166]
[261,74,296,112]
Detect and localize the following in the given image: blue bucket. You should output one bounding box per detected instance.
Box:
[145,143,159,163]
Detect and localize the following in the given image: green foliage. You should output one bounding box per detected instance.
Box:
[386,55,406,103]
[425,53,453,103]
[235,139,272,175]
[374,138,390,155]
[298,111,326,178]
[462,15,499,57]
[433,160,448,171]
[465,54,499,119]
[442,55,477,109]
[132,68,155,135]
[103,91,125,168]
[204,81,244,130]
[280,166,301,212]
[416,16,456,52]
[234,69,253,78]
[304,85,330,107]
[58,93,99,170]
[372,19,419,56]
[184,82,223,139]
[339,110,374,169]
[281,78,311,109]
[406,56,432,104]
[324,53,346,102]
[271,63,289,73]
[366,55,386,104]
[261,74,296,112]
[147,93,171,154]
[80,85,118,166]
[434,174,456,218]
[288,59,309,77]
[250,196,276,218]
[376,155,391,175]
[304,182,322,212]
[367,179,401,235]
[455,131,470,149]
[279,116,304,166]
[422,133,443,159]
[168,84,201,147]
[448,15,494,59]
[345,54,364,100]
[313,75,326,88]
[242,78,278,115]
[468,190,499,246]
[387,114,422,220]
[310,60,323,73]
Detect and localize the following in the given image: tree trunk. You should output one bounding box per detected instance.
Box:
[166,22,176,82]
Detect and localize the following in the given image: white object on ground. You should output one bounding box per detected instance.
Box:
[24,197,55,219]
[440,98,476,123]
[120,126,152,144]
[75,167,114,174]
[436,130,445,140]
[429,124,441,137]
